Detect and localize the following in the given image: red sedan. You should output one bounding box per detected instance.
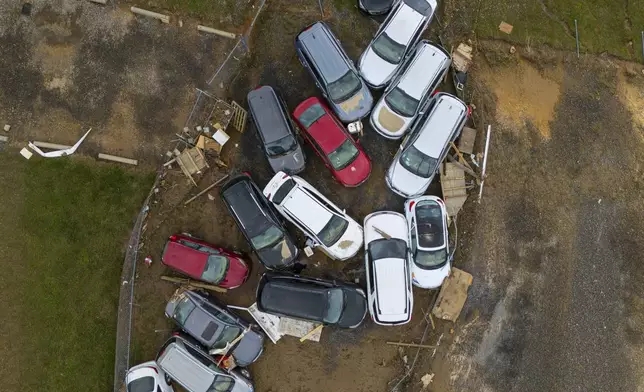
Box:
[293,97,372,187]
[161,234,249,289]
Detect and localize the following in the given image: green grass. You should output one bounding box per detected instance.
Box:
[0,153,154,392]
[447,0,644,59]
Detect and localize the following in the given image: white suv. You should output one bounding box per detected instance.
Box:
[364,211,413,325]
[264,172,363,260]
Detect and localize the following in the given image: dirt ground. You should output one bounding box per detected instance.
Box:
[0,0,242,165]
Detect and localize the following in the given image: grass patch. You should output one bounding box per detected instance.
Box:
[134,0,257,29]
[0,153,154,392]
[447,0,644,60]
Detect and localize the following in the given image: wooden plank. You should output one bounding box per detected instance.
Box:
[458,127,477,155]
[98,153,138,166]
[432,268,473,322]
[161,275,227,293]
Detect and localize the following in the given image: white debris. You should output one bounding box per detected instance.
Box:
[3,124,10,132]
[420,373,435,389]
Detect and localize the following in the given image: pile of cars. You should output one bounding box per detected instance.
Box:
[125,0,469,390]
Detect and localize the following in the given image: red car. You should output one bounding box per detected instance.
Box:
[293,97,372,187]
[161,234,249,289]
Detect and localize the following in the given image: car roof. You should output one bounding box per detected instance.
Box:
[298,22,349,83]
[385,2,426,44]
[163,240,208,276]
[247,86,290,143]
[397,44,449,99]
[414,94,467,157]
[374,258,408,316]
[305,107,348,153]
[260,279,327,321]
[222,179,271,237]
[282,186,333,234]
[158,343,215,391]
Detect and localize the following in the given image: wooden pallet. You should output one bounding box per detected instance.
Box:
[440,162,468,217]
[230,101,248,133]
[176,147,209,186]
[432,268,473,322]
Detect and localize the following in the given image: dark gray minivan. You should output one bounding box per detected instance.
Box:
[295,22,373,123]
[247,86,306,174]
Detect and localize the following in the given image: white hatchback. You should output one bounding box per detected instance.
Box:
[364,211,413,325]
[264,172,363,260]
[125,361,174,392]
[370,41,451,139]
[358,0,436,88]
[405,196,450,288]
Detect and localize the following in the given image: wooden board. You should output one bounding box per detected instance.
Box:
[176,148,209,186]
[432,268,473,322]
[452,43,473,72]
[440,163,468,217]
[499,21,514,34]
[458,127,477,155]
[230,101,248,133]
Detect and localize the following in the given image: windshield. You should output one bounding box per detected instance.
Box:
[173,296,196,325]
[318,214,349,247]
[371,32,406,64]
[414,248,448,269]
[400,145,437,178]
[208,375,234,392]
[328,70,362,102]
[251,225,284,250]
[297,103,326,129]
[385,87,419,118]
[368,238,407,260]
[266,135,297,156]
[328,139,359,170]
[324,288,345,323]
[213,325,242,349]
[201,255,229,283]
[127,376,154,392]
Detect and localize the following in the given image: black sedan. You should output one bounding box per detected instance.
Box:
[220,174,299,270]
[256,272,368,328]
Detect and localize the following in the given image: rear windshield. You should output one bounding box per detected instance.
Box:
[385,87,419,118]
[297,103,326,129]
[272,179,297,205]
[368,238,407,260]
[318,214,349,247]
[400,145,437,178]
[266,135,297,156]
[371,33,406,64]
[328,139,359,171]
[201,255,229,283]
[328,71,362,103]
[127,377,154,392]
[414,248,448,269]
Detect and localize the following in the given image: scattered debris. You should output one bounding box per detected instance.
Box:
[175,147,209,186]
[440,163,469,217]
[386,342,436,349]
[478,125,492,202]
[347,120,364,136]
[33,141,72,150]
[432,268,473,322]
[144,256,153,266]
[98,153,138,166]
[183,174,229,206]
[510,45,516,54]
[498,21,513,34]
[575,19,580,58]
[20,148,33,160]
[451,43,473,98]
[228,303,323,343]
[3,124,10,132]
[89,0,108,4]
[160,275,227,293]
[373,226,392,239]
[130,6,170,24]
[230,103,247,134]
[420,373,434,389]
[178,20,183,27]
[21,2,32,16]
[0,135,7,142]
[197,25,237,39]
[303,246,314,257]
[28,128,92,158]
[458,126,477,155]
[207,193,215,201]
[299,324,323,342]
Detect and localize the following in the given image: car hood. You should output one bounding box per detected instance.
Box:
[267,145,305,174]
[332,85,373,123]
[232,329,264,366]
[359,48,399,88]
[337,287,368,328]
[387,158,431,198]
[218,256,248,288]
[257,237,298,269]
[327,220,363,260]
[370,99,413,139]
[412,260,450,289]
[335,151,371,186]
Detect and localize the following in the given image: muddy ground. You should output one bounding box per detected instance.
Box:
[0,0,242,164]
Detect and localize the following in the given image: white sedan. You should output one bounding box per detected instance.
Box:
[364,211,413,325]
[125,361,174,392]
[404,196,450,289]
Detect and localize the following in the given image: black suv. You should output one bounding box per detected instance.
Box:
[256,272,368,328]
[220,174,299,270]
